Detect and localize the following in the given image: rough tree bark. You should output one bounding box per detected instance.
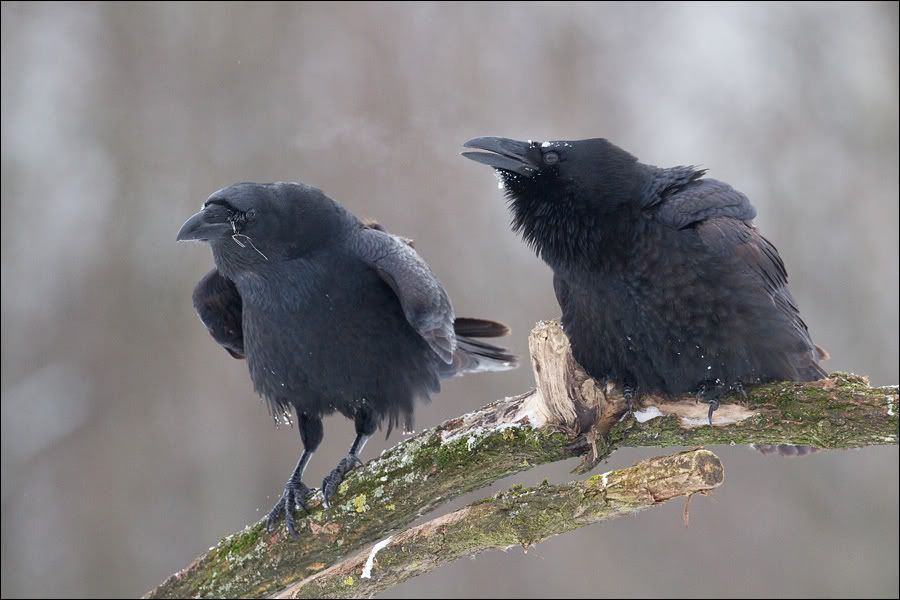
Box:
[146,321,898,599]
[280,449,725,599]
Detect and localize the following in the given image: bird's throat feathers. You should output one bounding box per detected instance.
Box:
[500,163,707,271]
[501,171,637,270]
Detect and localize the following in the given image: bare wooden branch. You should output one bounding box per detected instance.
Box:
[279,448,725,599]
[528,321,899,469]
[146,320,898,599]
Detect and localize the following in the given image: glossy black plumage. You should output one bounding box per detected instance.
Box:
[463,137,825,404]
[177,181,516,535]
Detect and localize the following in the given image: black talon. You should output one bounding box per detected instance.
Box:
[696,380,727,426]
[707,398,720,425]
[322,428,371,508]
[265,417,320,539]
[623,382,638,416]
[265,479,312,538]
[322,454,364,508]
[265,498,284,533]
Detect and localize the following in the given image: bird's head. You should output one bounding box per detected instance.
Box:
[462,136,647,211]
[176,181,351,278]
[462,137,649,266]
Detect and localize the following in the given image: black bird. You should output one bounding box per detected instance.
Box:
[462,137,825,421]
[177,181,517,537]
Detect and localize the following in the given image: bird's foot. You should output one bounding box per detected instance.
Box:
[622,383,639,417]
[266,479,313,539]
[322,454,364,508]
[696,381,748,425]
[696,382,723,426]
[706,397,720,426]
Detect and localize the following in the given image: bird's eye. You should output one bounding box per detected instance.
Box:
[246,209,257,220]
[543,151,559,165]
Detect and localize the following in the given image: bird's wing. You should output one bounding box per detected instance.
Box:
[695,216,826,380]
[655,178,756,230]
[192,268,245,359]
[656,178,824,379]
[658,178,792,319]
[350,226,456,363]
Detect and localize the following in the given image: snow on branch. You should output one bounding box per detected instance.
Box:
[146,321,898,599]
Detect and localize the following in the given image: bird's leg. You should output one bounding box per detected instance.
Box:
[322,407,376,508]
[696,380,748,425]
[706,396,719,426]
[266,411,322,538]
[321,433,368,508]
[266,450,314,537]
[695,381,723,426]
[622,378,639,417]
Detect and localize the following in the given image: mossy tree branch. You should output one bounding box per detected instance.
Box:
[279,448,725,599]
[146,321,898,599]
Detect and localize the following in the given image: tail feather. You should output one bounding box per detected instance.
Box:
[796,360,828,381]
[458,337,518,365]
[453,317,510,338]
[441,317,518,377]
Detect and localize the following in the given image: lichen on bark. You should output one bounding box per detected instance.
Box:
[280,449,725,599]
[145,321,898,599]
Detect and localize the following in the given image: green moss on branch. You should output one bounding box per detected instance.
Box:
[281,449,724,599]
[145,393,574,599]
[613,375,898,451]
[145,321,897,599]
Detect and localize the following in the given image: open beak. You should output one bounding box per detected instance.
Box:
[176,209,230,242]
[461,137,541,175]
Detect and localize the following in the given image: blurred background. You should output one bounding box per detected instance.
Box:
[2,2,898,598]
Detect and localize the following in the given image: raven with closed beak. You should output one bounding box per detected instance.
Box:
[177,182,517,537]
[463,137,825,421]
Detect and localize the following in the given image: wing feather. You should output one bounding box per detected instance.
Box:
[192,268,244,359]
[350,227,456,363]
